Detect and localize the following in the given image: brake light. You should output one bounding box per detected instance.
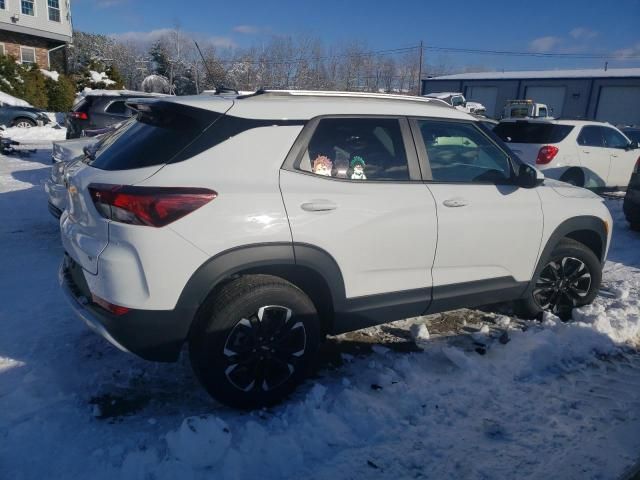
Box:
[88,184,217,227]
[536,145,559,165]
[91,293,131,316]
[70,111,89,120]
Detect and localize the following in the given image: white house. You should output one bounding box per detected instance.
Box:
[0,0,72,69]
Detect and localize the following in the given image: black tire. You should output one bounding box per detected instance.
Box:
[189,275,321,409]
[12,117,36,128]
[560,169,585,187]
[516,238,601,320]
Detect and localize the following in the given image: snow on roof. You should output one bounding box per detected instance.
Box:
[427,68,640,81]
[78,88,170,98]
[0,91,31,107]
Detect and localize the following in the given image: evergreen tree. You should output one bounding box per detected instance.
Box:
[22,65,48,109]
[0,54,26,99]
[46,74,76,112]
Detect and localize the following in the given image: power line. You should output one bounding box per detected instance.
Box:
[424,45,640,60]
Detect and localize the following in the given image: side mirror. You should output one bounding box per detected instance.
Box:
[516,164,544,188]
[627,140,639,151]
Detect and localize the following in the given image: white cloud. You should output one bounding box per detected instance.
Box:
[233,25,261,35]
[111,29,236,49]
[569,27,598,40]
[613,42,640,60]
[529,36,562,53]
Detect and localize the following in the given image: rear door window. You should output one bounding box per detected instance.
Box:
[577,126,605,147]
[90,103,221,171]
[298,117,411,181]
[494,122,573,144]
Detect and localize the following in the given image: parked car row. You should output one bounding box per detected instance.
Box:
[52,89,615,409]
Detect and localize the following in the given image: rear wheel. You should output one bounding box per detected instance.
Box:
[560,169,585,187]
[12,117,36,128]
[517,238,601,320]
[189,275,321,409]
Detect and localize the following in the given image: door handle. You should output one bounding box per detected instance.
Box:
[443,198,469,208]
[301,201,337,212]
[582,150,590,154]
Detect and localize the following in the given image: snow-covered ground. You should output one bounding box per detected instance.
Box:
[1,150,639,480]
[0,125,67,144]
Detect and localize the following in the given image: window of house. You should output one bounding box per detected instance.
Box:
[48,0,61,22]
[416,119,513,183]
[20,47,36,65]
[0,1,6,10]
[299,117,411,181]
[21,0,35,16]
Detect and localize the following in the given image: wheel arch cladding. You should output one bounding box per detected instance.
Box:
[541,216,607,266]
[176,243,346,337]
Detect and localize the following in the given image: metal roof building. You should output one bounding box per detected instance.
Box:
[421,68,640,124]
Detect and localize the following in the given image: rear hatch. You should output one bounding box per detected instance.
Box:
[61,97,233,274]
[493,121,574,165]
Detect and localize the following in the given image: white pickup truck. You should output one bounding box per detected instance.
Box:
[423,92,487,116]
[503,99,551,119]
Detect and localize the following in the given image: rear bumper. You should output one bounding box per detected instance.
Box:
[44,178,66,219]
[59,255,193,362]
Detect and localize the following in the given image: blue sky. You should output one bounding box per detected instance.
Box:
[72,0,640,71]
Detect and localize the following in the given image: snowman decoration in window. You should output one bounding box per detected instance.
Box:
[350,156,367,180]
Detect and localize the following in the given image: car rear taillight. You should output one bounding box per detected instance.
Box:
[88,184,217,227]
[70,111,89,120]
[91,294,131,316]
[536,145,559,165]
[635,156,640,173]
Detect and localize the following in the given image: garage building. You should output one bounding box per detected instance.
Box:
[421,68,640,125]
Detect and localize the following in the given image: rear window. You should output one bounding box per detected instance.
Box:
[89,102,221,171]
[494,122,574,144]
[72,97,90,113]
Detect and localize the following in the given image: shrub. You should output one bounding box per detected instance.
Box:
[46,74,76,112]
[22,65,48,109]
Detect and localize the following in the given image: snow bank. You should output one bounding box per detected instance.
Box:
[40,69,60,82]
[0,90,31,107]
[1,125,67,143]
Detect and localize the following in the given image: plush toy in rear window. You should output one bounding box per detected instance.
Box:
[312,155,333,177]
[350,156,367,180]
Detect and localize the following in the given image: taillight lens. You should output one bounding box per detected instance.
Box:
[91,293,131,316]
[88,184,217,227]
[70,111,89,120]
[536,145,559,165]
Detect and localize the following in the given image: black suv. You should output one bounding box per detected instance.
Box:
[622,127,640,230]
[65,92,164,139]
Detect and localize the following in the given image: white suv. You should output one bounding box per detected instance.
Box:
[59,90,612,408]
[494,119,640,188]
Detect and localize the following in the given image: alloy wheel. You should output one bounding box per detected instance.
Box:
[14,121,33,128]
[222,305,306,392]
[533,256,592,315]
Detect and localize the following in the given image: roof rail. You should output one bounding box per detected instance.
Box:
[231,89,454,107]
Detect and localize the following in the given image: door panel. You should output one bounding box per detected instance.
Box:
[602,126,638,188]
[280,116,437,299]
[426,184,543,285]
[280,170,437,298]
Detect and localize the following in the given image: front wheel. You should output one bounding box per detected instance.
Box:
[12,117,36,128]
[517,238,601,320]
[189,275,321,409]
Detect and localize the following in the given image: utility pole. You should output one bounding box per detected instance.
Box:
[417,40,424,96]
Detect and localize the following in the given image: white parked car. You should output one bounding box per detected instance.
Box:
[424,92,486,116]
[45,137,100,218]
[494,119,640,188]
[60,90,612,408]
